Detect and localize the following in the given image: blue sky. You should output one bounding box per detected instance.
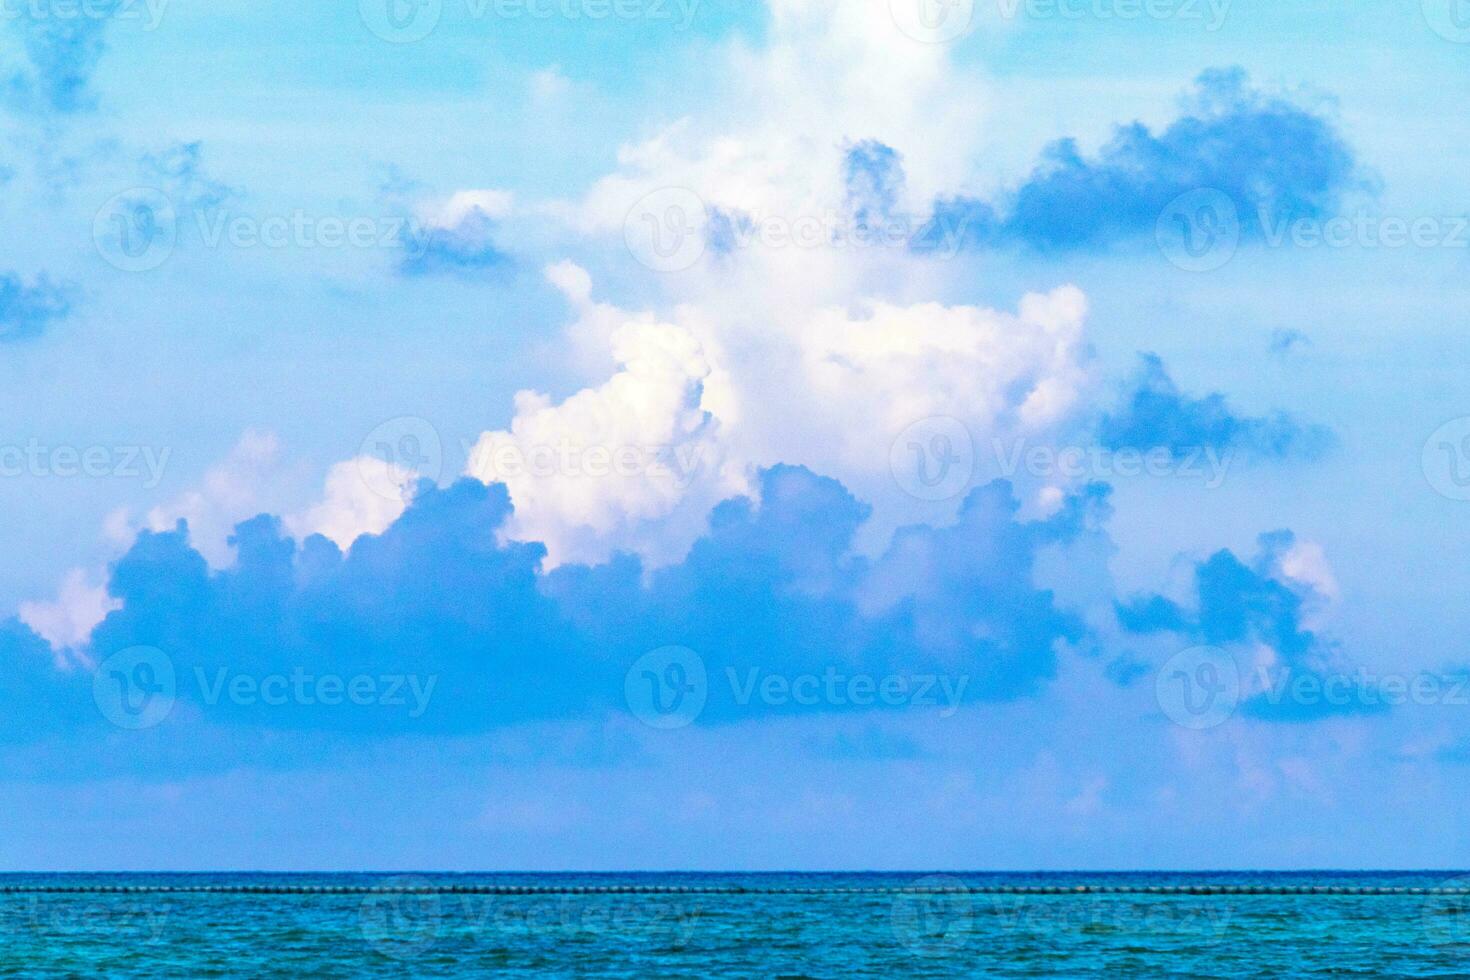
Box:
[1,0,1469,870]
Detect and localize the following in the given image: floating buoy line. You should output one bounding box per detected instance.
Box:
[0,884,1465,896]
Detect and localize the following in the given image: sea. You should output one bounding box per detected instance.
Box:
[3,871,1469,977]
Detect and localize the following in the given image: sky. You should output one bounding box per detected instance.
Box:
[1,0,1469,871]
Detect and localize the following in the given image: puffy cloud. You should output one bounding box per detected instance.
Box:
[399,190,514,277]
[465,315,737,568]
[16,568,118,660]
[573,0,984,237]
[137,430,285,568]
[1,465,1106,747]
[284,457,414,552]
[465,264,1093,566]
[924,68,1360,255]
[1117,531,1375,721]
[1098,353,1332,462]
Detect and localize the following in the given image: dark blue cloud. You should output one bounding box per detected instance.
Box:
[843,139,904,230]
[141,142,236,212]
[919,68,1359,255]
[0,273,72,343]
[398,208,511,277]
[1,467,1100,750]
[1098,353,1332,462]
[6,2,118,115]
[1118,531,1378,721]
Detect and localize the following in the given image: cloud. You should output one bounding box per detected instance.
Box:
[283,457,415,552]
[6,1,116,115]
[136,430,283,568]
[398,189,513,277]
[1097,353,1332,462]
[1117,531,1376,721]
[17,568,118,660]
[924,68,1359,255]
[0,274,72,343]
[2,466,1106,747]
[465,313,736,569]
[140,141,237,212]
[1269,328,1311,356]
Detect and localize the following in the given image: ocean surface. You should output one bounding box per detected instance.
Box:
[4,871,1470,977]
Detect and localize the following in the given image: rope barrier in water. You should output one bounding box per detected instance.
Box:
[0,884,1466,896]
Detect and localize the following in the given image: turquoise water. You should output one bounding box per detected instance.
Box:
[4,872,1469,977]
